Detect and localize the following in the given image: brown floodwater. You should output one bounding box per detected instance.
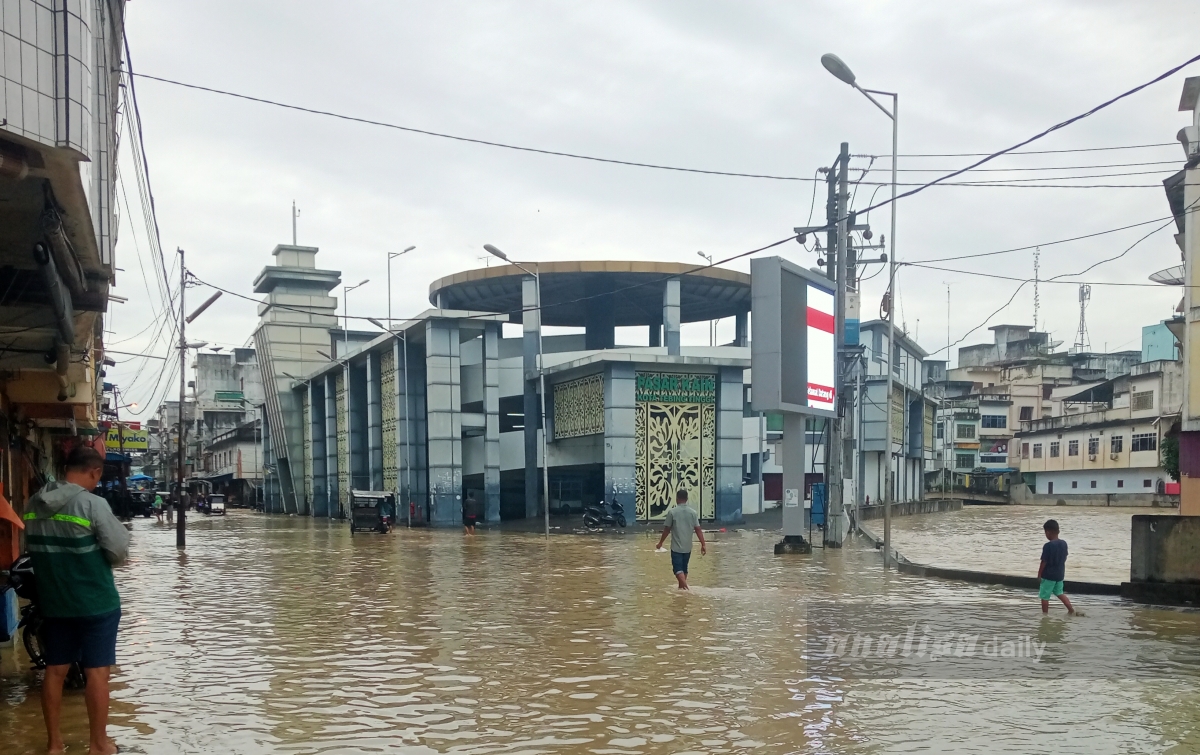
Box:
[2,511,1199,754]
[884,504,1162,584]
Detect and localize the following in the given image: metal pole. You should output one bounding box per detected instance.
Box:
[176,248,187,548]
[883,93,898,569]
[402,330,412,527]
[826,142,849,546]
[856,355,865,534]
[387,254,392,327]
[536,267,550,538]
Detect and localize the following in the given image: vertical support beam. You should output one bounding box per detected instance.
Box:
[310,381,327,517]
[426,319,462,526]
[734,311,749,348]
[523,275,540,519]
[349,363,369,493]
[483,322,502,523]
[782,412,808,537]
[664,279,681,356]
[324,372,338,518]
[715,366,744,523]
[367,350,384,491]
[604,363,637,516]
[648,308,662,347]
[584,274,616,350]
[394,337,407,511]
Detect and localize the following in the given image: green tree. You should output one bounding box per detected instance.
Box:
[1161,433,1179,482]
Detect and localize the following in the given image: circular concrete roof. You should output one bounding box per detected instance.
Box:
[428,261,751,327]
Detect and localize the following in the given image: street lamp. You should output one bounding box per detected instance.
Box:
[484,244,551,538]
[697,252,715,346]
[823,52,899,569]
[388,246,416,327]
[343,279,370,350]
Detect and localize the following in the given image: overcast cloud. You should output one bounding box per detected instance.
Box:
[107,0,1200,415]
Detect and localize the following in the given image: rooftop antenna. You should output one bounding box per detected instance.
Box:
[1033,246,1041,332]
[292,201,300,245]
[1074,283,1092,352]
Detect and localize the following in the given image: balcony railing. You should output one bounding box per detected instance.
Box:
[1019,405,1130,434]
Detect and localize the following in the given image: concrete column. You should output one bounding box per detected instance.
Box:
[664,279,681,356]
[584,274,616,350]
[523,275,541,519]
[310,381,327,517]
[349,363,369,493]
[715,366,745,523]
[782,412,808,537]
[735,311,749,348]
[604,363,638,516]
[367,351,384,491]
[426,319,462,526]
[483,322,502,523]
[324,372,338,518]
[396,334,428,520]
[648,309,662,347]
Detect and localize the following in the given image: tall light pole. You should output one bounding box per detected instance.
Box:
[484,244,550,538]
[388,246,416,327]
[343,279,369,351]
[697,252,715,345]
[822,52,898,568]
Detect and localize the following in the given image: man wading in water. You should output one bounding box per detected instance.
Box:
[655,489,706,590]
[24,446,130,755]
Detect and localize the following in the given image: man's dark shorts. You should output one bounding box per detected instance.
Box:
[671,550,691,576]
[42,608,121,668]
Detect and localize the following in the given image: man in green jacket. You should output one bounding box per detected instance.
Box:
[24,446,130,755]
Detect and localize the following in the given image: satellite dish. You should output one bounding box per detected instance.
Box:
[1150,265,1185,285]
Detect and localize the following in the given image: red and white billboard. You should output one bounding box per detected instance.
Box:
[806,284,836,413]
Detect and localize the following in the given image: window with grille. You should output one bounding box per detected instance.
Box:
[1068,440,1079,456]
[981,415,1007,428]
[1019,406,1033,421]
[1033,443,1043,459]
[1131,391,1154,412]
[1050,441,1060,458]
[1087,437,1099,456]
[936,423,944,439]
[955,453,974,469]
[1131,433,1157,452]
[1111,435,1123,454]
[956,424,976,439]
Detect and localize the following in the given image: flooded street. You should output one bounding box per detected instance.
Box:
[886,504,1159,584]
[3,511,1200,754]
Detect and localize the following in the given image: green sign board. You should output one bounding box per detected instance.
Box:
[635,372,717,404]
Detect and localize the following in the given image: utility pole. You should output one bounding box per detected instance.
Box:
[176,248,187,548]
[825,142,849,546]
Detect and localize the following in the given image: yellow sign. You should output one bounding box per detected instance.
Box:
[105,426,149,450]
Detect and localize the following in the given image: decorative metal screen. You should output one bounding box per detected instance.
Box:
[553,373,604,439]
[381,349,399,492]
[336,371,349,515]
[302,390,312,507]
[634,372,716,521]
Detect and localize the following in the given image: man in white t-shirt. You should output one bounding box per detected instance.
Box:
[655,489,707,590]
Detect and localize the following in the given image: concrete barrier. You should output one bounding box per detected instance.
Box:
[856,523,1122,596]
[855,498,963,521]
[1130,515,1200,582]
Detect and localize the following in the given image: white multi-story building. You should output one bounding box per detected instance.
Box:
[1015,360,1182,503]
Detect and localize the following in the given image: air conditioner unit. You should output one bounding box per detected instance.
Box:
[1088,454,1097,461]
[1110,453,1119,460]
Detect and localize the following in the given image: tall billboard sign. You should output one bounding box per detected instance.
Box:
[750,256,837,418]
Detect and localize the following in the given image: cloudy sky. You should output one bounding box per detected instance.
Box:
[106,0,1200,416]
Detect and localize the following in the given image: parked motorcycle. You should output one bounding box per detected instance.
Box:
[583,499,627,530]
[7,555,86,688]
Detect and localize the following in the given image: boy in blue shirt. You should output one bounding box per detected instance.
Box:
[1038,519,1075,614]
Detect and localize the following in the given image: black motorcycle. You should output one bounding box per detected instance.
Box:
[7,555,87,688]
[583,499,627,531]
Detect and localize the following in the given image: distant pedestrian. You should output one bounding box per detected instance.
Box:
[152,493,164,523]
[463,491,480,535]
[655,489,706,590]
[24,446,130,755]
[1038,519,1075,615]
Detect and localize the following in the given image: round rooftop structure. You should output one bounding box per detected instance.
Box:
[428,261,751,327]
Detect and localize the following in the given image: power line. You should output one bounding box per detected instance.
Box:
[130,69,1193,187]
[859,142,1179,158]
[888,159,1183,172]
